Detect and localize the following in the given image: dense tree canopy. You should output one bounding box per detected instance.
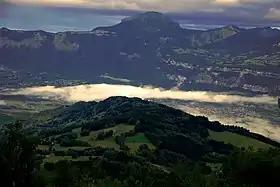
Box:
[0,121,43,187]
[1,120,280,187]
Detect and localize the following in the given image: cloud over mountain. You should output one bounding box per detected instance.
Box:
[2,0,280,32]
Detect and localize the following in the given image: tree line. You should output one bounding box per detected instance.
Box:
[1,121,280,187]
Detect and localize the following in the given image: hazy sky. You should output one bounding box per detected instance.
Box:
[1,0,280,32]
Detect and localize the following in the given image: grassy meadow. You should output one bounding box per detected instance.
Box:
[39,124,155,162]
[208,130,273,150]
[0,113,15,125]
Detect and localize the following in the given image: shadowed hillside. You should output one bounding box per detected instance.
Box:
[17,96,279,162]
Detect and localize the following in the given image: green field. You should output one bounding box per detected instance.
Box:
[73,123,135,138]
[40,125,156,156]
[0,113,15,125]
[74,124,139,150]
[39,144,92,151]
[43,155,90,163]
[126,133,151,143]
[39,124,137,154]
[39,128,273,160]
[80,136,120,149]
[208,130,273,150]
[126,133,155,152]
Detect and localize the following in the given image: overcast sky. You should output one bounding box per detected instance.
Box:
[1,0,280,32]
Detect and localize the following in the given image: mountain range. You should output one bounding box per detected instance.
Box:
[1,11,280,95]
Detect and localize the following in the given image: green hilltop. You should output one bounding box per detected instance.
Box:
[23,96,279,159]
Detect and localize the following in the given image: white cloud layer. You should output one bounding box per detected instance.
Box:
[12,84,276,104]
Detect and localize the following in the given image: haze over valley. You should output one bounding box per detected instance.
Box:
[0,83,278,141]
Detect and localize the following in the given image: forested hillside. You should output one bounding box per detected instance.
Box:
[1,97,280,187]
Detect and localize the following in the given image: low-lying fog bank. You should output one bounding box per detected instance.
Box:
[166,102,280,141]
[0,100,6,105]
[11,84,277,104]
[10,83,280,141]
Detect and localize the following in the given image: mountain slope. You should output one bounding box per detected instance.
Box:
[190,24,244,46]
[25,96,280,161]
[1,11,280,95]
[2,101,280,187]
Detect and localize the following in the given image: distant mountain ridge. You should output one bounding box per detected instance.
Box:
[1,11,280,95]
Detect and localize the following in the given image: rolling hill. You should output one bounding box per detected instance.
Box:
[20,96,279,163]
[1,11,280,95]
